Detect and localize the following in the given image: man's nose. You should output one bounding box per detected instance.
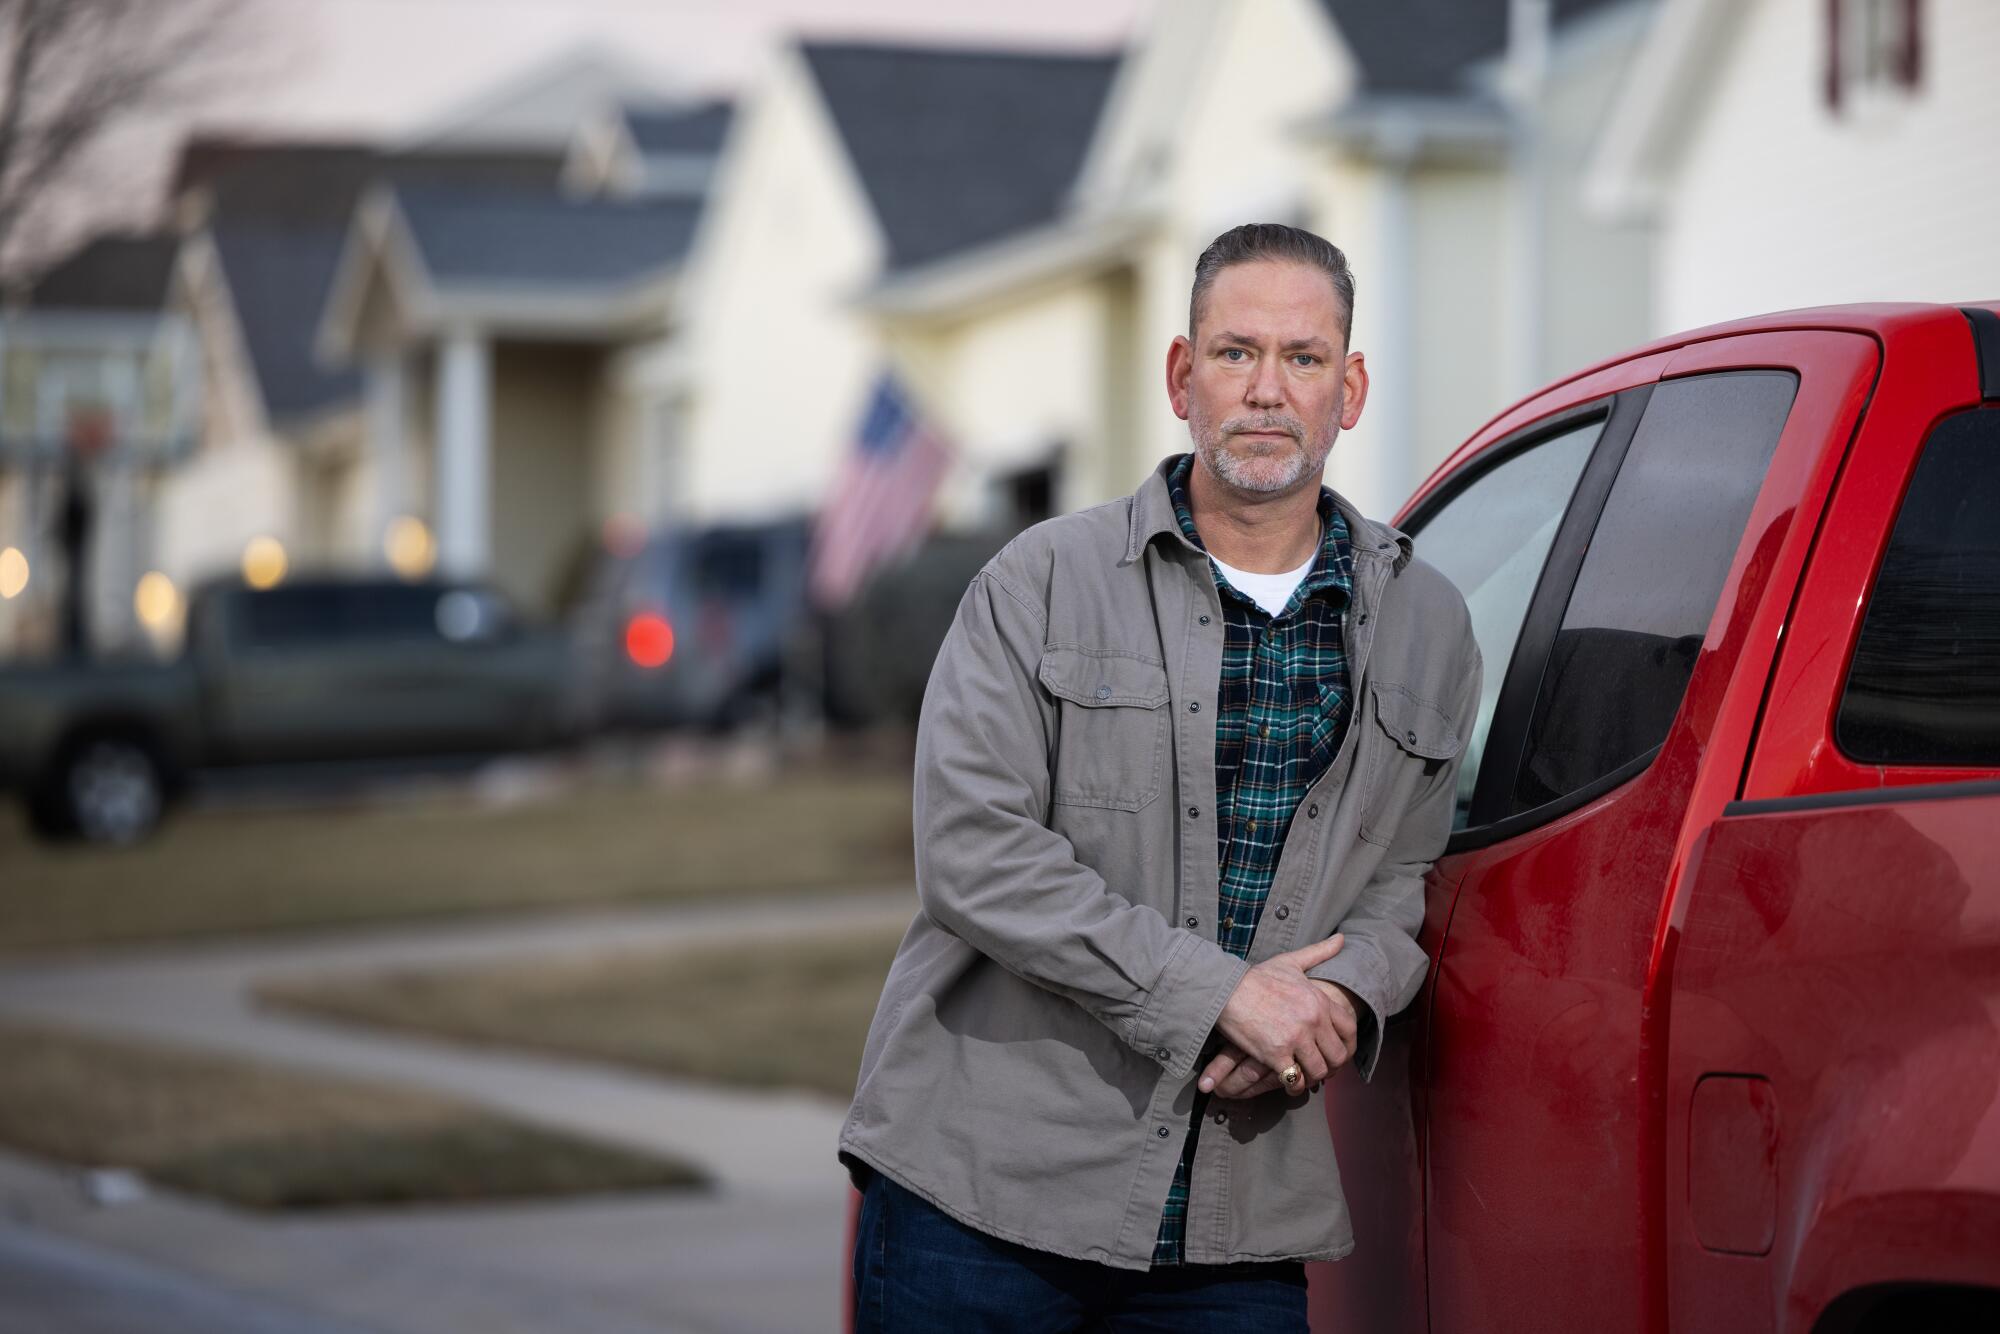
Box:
[1244,358,1285,408]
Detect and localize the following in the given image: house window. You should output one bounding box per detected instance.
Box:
[1826,0,1923,113]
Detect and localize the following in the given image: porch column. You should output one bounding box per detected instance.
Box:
[434,326,491,577]
[366,350,407,564]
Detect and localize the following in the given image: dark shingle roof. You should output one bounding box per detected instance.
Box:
[184,142,573,425]
[801,43,1117,270]
[208,222,362,423]
[391,185,703,287]
[26,233,180,311]
[1319,0,1627,93]
[177,140,569,230]
[623,100,733,156]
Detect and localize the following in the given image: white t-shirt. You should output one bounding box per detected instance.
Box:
[1211,551,1315,617]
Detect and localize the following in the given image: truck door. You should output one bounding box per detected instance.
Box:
[1310,332,1877,1334]
[1665,327,2000,1332]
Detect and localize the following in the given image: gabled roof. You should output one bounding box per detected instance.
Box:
[317,183,704,360]
[173,138,568,229]
[623,100,732,156]
[1320,0,1630,93]
[800,42,1118,270]
[26,232,179,311]
[208,222,362,423]
[391,185,701,288]
[179,140,570,426]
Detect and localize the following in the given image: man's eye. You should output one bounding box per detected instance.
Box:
[1292,354,1318,367]
[1222,348,1247,362]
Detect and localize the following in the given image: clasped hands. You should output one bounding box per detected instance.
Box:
[1199,933,1358,1101]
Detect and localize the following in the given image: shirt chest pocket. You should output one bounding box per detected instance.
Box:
[1358,678,1463,846]
[1038,645,1170,812]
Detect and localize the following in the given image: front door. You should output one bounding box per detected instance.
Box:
[1414,334,1877,1333]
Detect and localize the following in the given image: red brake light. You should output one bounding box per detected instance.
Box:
[625,612,674,668]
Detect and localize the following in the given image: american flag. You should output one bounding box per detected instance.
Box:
[808,372,953,609]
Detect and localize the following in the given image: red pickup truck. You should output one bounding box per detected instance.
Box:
[1313,302,2000,1333]
[840,302,2000,1331]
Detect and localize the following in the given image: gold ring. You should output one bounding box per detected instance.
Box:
[1280,1064,1304,1088]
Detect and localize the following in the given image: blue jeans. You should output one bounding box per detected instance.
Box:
[851,1171,1309,1333]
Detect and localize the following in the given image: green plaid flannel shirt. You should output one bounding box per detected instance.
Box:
[1153,451,1355,1266]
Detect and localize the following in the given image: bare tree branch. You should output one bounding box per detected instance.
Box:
[0,0,260,278]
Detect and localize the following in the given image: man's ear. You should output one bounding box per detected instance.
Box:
[1166,335,1193,421]
[1339,350,1369,430]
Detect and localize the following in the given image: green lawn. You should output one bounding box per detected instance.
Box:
[0,765,913,953]
[0,1017,705,1209]
[256,924,909,1102]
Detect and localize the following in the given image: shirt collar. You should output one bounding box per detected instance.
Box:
[1163,452,1353,611]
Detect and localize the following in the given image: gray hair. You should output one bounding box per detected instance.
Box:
[1188,223,1355,346]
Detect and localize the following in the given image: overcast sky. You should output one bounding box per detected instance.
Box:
[211,0,1150,135]
[52,0,1148,265]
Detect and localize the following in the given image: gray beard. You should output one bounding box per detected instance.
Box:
[1201,439,1315,493]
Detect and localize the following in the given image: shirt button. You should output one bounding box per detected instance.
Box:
[1157,1126,1172,1138]
[1220,916,1235,930]
[1199,614,1212,625]
[1155,1047,1171,1061]
[1187,806,1200,819]
[1261,725,1272,738]
[1095,684,1112,700]
[1247,820,1257,832]
[1189,701,1200,713]
[1307,803,1319,819]
[1406,729,1419,745]
[1275,905,1291,920]
[1185,915,1198,928]
[1212,1111,1227,1125]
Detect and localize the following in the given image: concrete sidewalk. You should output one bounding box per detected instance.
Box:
[0,888,916,1193]
[0,889,913,1332]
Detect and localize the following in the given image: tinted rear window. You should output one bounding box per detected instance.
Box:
[1838,408,2000,764]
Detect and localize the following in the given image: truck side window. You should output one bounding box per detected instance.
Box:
[1404,415,1603,829]
[1837,408,2000,765]
[1511,371,1798,814]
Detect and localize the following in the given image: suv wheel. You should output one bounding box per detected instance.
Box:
[61,737,165,846]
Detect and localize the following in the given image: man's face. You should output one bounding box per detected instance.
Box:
[1166,259,1368,498]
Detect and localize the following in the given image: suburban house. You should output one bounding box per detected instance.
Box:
[0,233,196,656]
[163,140,568,608]
[863,0,1660,523]
[644,38,1120,531]
[1585,0,2000,331]
[163,45,716,620]
[315,174,708,613]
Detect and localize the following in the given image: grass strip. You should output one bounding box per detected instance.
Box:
[256,924,910,1102]
[0,769,913,953]
[0,1017,706,1209]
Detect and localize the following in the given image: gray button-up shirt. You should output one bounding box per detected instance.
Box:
[839,455,1483,1270]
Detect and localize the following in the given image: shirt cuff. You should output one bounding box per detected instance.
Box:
[1136,931,1252,1081]
[1306,956,1389,1083]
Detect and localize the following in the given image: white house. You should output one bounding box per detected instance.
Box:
[1586,0,2000,332]
[862,0,1662,524]
[639,38,1121,529]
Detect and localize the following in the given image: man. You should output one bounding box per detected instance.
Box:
[840,223,1482,1331]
